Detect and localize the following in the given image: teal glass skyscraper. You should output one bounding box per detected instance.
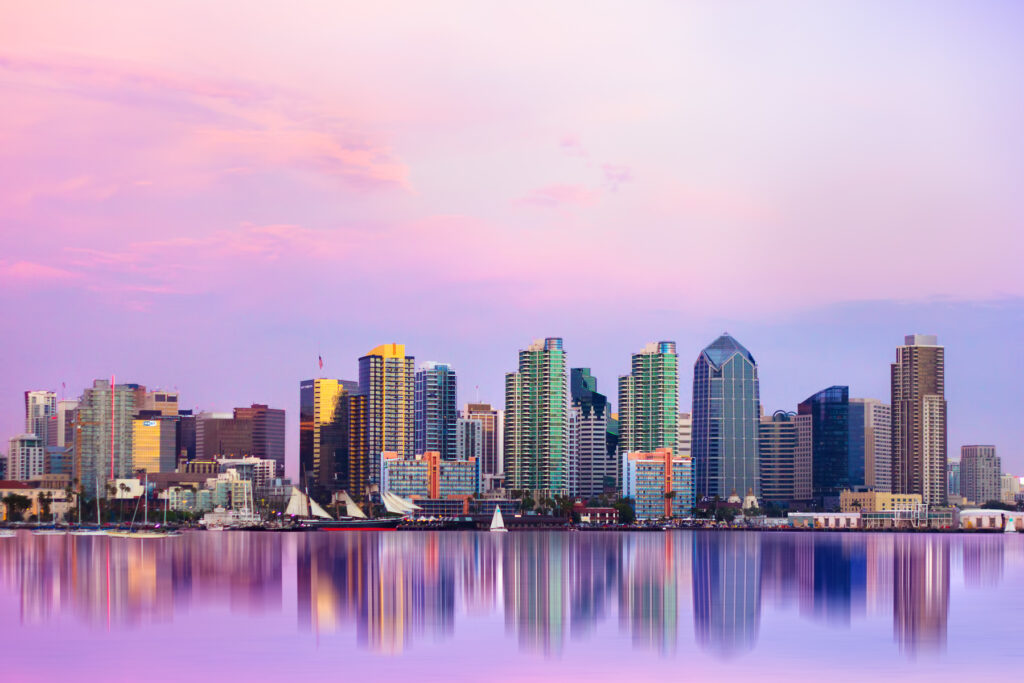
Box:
[692,334,761,500]
[414,361,458,459]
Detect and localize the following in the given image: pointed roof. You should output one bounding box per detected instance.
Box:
[701,333,755,368]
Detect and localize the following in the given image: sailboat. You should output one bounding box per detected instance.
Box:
[107,475,169,538]
[32,497,67,535]
[489,505,508,533]
[70,485,106,536]
[1005,514,1018,534]
[305,490,404,530]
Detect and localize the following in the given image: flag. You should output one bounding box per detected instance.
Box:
[318,355,323,370]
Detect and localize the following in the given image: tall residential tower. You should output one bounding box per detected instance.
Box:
[891,335,947,506]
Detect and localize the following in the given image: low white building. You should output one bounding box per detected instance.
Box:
[789,511,861,529]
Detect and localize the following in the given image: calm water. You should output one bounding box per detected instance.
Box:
[1,531,1020,681]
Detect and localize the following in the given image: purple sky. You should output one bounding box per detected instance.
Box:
[1,2,1022,475]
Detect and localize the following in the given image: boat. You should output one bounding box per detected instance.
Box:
[69,527,107,536]
[72,483,106,535]
[32,526,67,536]
[489,506,508,533]
[1006,514,1017,534]
[206,524,225,532]
[304,489,405,530]
[0,529,16,538]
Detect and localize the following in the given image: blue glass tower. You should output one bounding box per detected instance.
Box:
[798,385,850,505]
[692,333,761,500]
[414,361,458,459]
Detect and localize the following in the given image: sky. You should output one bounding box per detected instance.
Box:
[1,1,1022,475]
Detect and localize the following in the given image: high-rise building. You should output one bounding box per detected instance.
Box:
[946,461,960,500]
[676,413,692,458]
[462,403,502,486]
[8,434,44,481]
[618,342,679,454]
[233,404,286,476]
[414,362,458,459]
[622,448,693,519]
[196,412,253,460]
[381,450,480,499]
[55,399,78,448]
[960,445,1000,505]
[176,410,197,462]
[891,335,947,506]
[1000,474,1020,505]
[455,418,482,461]
[692,333,761,500]
[74,379,137,495]
[299,378,367,499]
[571,368,615,498]
[758,411,813,506]
[849,398,892,492]
[504,337,569,496]
[798,386,850,506]
[360,343,415,486]
[24,390,57,446]
[132,415,178,473]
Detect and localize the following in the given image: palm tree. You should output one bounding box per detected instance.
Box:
[118,483,130,522]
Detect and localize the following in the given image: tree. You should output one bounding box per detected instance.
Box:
[613,497,636,525]
[2,494,32,522]
[38,493,53,523]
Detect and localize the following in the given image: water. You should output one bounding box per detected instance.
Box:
[1,530,1020,680]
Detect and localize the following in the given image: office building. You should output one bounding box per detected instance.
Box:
[55,399,78,448]
[504,338,569,496]
[839,490,922,513]
[414,361,458,459]
[463,402,502,487]
[74,379,137,495]
[758,411,812,506]
[960,445,1000,505]
[176,410,197,462]
[849,398,891,492]
[692,333,761,499]
[798,385,850,506]
[8,434,44,481]
[676,412,692,458]
[139,390,179,416]
[455,418,483,461]
[947,461,960,499]
[618,342,679,454]
[360,343,415,485]
[132,415,178,473]
[380,450,480,500]
[233,404,286,476]
[196,412,253,460]
[622,448,693,520]
[299,378,367,499]
[891,334,947,506]
[571,368,615,498]
[1001,474,1020,506]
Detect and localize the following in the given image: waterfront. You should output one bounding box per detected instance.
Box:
[0,531,1020,681]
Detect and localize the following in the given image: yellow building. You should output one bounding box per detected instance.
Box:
[132,417,178,473]
[840,489,922,512]
[299,378,367,498]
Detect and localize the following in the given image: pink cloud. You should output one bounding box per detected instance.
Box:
[0,261,81,283]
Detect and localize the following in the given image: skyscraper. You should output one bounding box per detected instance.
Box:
[798,386,850,506]
[195,412,253,460]
[8,434,44,481]
[24,390,57,446]
[299,378,366,498]
[947,461,960,500]
[233,404,286,476]
[960,445,1000,505]
[360,344,415,486]
[618,342,679,454]
[676,413,692,458]
[504,337,569,496]
[891,335,947,506]
[758,411,812,506]
[132,415,178,473]
[463,402,502,489]
[74,379,137,495]
[692,334,761,500]
[849,398,891,492]
[455,418,482,461]
[571,368,615,498]
[414,361,458,459]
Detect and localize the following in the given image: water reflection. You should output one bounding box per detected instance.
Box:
[0,531,1011,661]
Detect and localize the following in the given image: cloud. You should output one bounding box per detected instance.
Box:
[0,261,81,283]
[518,184,598,208]
[601,164,633,191]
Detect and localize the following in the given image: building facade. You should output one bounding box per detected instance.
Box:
[676,412,692,458]
[233,404,286,476]
[960,445,1001,505]
[571,368,615,498]
[504,338,569,496]
[798,385,851,505]
[414,362,458,459]
[692,334,761,500]
[758,411,812,506]
[622,448,693,520]
[132,416,178,473]
[618,342,679,456]
[8,434,44,481]
[849,398,892,492]
[381,450,480,499]
[462,402,502,486]
[74,379,137,495]
[891,334,947,506]
[196,412,253,460]
[360,343,415,485]
[455,418,483,461]
[947,461,960,499]
[299,378,366,499]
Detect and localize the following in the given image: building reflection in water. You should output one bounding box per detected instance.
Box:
[692,531,761,657]
[0,530,1006,661]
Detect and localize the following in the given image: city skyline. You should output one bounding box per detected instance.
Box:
[2,2,1023,474]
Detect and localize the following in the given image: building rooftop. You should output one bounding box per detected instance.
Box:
[701,333,755,368]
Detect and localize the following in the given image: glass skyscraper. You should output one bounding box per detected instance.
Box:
[504,337,569,496]
[571,367,615,498]
[299,378,366,499]
[692,334,761,500]
[798,385,850,506]
[414,361,458,459]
